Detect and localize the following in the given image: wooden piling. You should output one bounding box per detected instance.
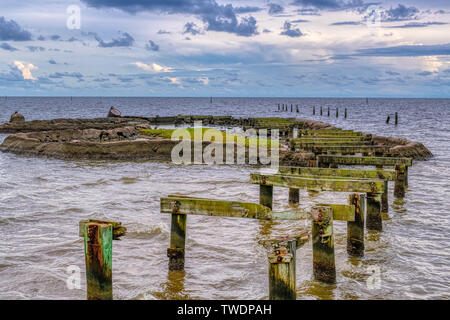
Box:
[327,107,330,117]
[336,108,339,118]
[291,104,293,112]
[395,112,398,125]
[260,184,273,210]
[347,193,365,257]
[366,193,382,231]
[168,211,187,271]
[278,103,280,111]
[386,115,390,124]
[311,206,335,283]
[381,180,389,213]
[267,239,296,300]
[320,106,323,116]
[313,106,316,115]
[394,165,406,198]
[84,222,113,300]
[344,108,347,119]
[296,105,299,113]
[288,188,300,205]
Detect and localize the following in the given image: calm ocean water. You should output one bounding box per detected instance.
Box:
[0,97,448,300]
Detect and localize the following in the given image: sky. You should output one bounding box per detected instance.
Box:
[1,0,450,97]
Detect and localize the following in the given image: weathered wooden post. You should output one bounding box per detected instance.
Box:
[395,112,398,125]
[347,194,365,257]
[83,222,113,300]
[336,108,339,118]
[386,115,390,124]
[291,104,293,112]
[167,201,187,271]
[313,106,316,115]
[267,239,296,300]
[344,108,347,119]
[260,182,273,210]
[327,107,330,117]
[320,106,323,116]
[381,180,389,213]
[394,165,406,198]
[296,104,299,113]
[404,165,409,187]
[288,188,300,205]
[366,192,382,231]
[311,206,335,283]
[278,103,280,111]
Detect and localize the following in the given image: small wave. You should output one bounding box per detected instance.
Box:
[125,222,169,239]
[82,178,109,187]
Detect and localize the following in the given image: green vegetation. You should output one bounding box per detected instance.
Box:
[139,128,279,148]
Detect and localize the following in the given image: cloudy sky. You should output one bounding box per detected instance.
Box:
[1,0,450,97]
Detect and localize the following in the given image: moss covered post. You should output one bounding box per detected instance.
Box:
[311,206,335,283]
[288,188,300,205]
[84,222,113,300]
[347,193,366,257]
[394,165,406,198]
[167,200,187,271]
[267,239,297,300]
[366,192,383,231]
[260,178,273,209]
[381,180,389,213]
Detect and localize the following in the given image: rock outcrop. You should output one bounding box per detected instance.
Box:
[10,112,25,123]
[108,106,121,118]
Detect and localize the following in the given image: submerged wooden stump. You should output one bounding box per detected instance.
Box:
[288,188,299,205]
[347,194,366,257]
[260,184,273,210]
[168,211,187,271]
[311,206,336,283]
[394,165,406,198]
[366,193,383,231]
[83,222,113,300]
[261,233,309,300]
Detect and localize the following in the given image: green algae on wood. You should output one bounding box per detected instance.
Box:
[347,194,366,257]
[366,192,383,231]
[310,145,389,155]
[168,213,187,271]
[318,155,413,167]
[83,222,113,300]
[161,197,272,219]
[278,166,397,181]
[79,219,126,240]
[251,173,386,193]
[311,206,336,283]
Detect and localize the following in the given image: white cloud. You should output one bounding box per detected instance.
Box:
[166,77,181,84]
[131,62,173,73]
[14,61,37,80]
[198,77,209,85]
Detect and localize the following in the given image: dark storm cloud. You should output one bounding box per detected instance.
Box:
[145,40,159,51]
[183,22,203,35]
[280,21,303,37]
[388,22,447,28]
[27,46,45,52]
[352,43,450,57]
[381,4,419,22]
[290,0,368,10]
[0,16,32,41]
[330,21,362,26]
[0,42,18,51]
[80,0,259,36]
[268,3,284,15]
[93,32,135,47]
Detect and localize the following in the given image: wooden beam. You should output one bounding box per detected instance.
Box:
[294,140,372,146]
[278,166,397,181]
[161,197,273,220]
[311,145,389,155]
[294,136,371,143]
[250,173,386,193]
[317,155,413,167]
